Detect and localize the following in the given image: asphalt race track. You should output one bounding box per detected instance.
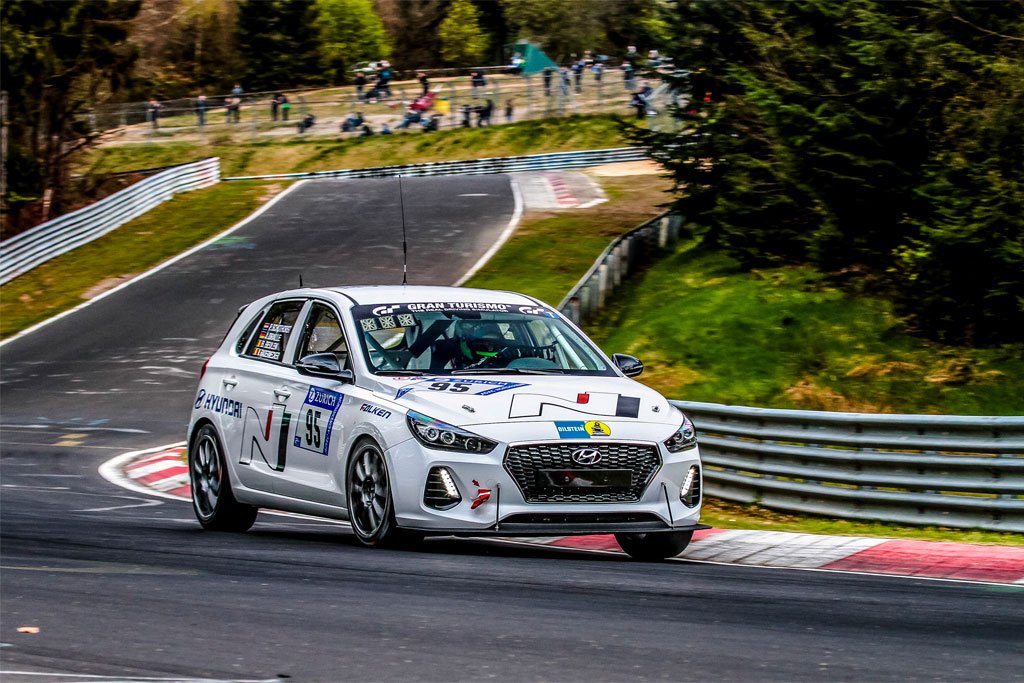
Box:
[2,175,1022,682]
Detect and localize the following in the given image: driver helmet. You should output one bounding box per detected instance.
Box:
[458,320,505,361]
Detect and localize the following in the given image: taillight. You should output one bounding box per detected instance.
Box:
[200,357,211,379]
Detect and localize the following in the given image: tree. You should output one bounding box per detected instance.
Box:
[375,0,446,70]
[313,0,390,84]
[1,0,140,230]
[439,0,489,66]
[237,0,321,91]
[636,0,1024,344]
[499,0,605,62]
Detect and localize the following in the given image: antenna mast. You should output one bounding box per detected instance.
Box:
[398,175,408,285]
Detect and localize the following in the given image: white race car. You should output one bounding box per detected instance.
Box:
[188,286,704,560]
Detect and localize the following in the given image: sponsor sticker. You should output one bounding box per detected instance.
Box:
[194,389,243,418]
[396,377,528,399]
[555,420,612,438]
[293,386,343,455]
[360,403,392,420]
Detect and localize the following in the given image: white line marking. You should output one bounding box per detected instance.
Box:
[452,177,524,287]
[0,180,308,347]
[98,443,191,503]
[75,495,165,513]
[0,672,281,682]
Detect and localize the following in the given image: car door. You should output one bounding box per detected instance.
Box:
[229,298,308,494]
[272,300,354,506]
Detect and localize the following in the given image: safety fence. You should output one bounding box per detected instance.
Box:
[0,158,220,284]
[223,147,649,181]
[671,401,1024,532]
[558,211,684,325]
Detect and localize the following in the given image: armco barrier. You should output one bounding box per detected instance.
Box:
[558,210,683,325]
[222,147,649,181]
[0,158,220,284]
[673,401,1024,532]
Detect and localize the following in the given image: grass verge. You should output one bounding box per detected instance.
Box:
[0,180,289,339]
[463,172,674,304]
[700,498,1024,545]
[85,114,629,178]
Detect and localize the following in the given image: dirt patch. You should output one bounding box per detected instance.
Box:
[259,183,286,201]
[82,274,138,300]
[784,377,887,413]
[588,160,664,177]
[847,361,920,377]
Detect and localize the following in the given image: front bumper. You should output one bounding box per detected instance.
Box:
[386,437,703,537]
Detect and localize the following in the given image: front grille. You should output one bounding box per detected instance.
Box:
[501,512,664,525]
[504,442,661,503]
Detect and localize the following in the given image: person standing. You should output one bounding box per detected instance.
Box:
[542,66,554,97]
[470,71,486,98]
[417,71,429,96]
[146,99,161,129]
[476,98,494,127]
[279,93,291,121]
[232,83,243,98]
[271,93,282,121]
[354,72,367,101]
[505,99,514,123]
[623,61,635,91]
[195,95,207,127]
[572,60,583,93]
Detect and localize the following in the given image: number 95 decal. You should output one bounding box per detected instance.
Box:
[294,386,343,455]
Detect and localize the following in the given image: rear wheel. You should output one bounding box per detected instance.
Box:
[189,424,258,532]
[615,531,693,561]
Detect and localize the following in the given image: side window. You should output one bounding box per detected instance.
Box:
[234,310,264,355]
[296,303,347,364]
[243,300,305,363]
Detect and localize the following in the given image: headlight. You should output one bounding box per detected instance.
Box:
[407,410,497,453]
[663,414,697,452]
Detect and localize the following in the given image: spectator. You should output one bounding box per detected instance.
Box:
[271,93,282,121]
[297,112,316,133]
[279,93,291,121]
[460,103,472,128]
[422,114,441,132]
[559,67,571,96]
[194,95,207,127]
[571,61,584,93]
[226,96,241,123]
[470,71,486,98]
[381,122,392,135]
[360,123,374,137]
[418,71,429,96]
[476,98,494,127]
[397,108,423,129]
[146,99,161,129]
[231,83,243,98]
[592,62,604,85]
[623,61,636,91]
[508,52,523,75]
[377,62,393,99]
[341,111,365,132]
[625,45,638,62]
[542,66,554,97]
[354,72,367,100]
[647,49,661,68]
[631,90,647,119]
[505,99,514,123]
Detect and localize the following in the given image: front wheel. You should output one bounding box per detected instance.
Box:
[615,530,693,561]
[346,439,408,547]
[189,424,258,532]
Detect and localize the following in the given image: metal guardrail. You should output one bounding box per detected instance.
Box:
[558,210,683,325]
[672,401,1024,532]
[0,158,220,284]
[223,147,649,182]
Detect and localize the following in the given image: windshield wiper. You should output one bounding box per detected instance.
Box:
[449,367,568,375]
[373,369,431,376]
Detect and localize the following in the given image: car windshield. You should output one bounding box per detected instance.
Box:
[352,302,615,376]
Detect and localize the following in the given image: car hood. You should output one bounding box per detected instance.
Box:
[371,374,680,432]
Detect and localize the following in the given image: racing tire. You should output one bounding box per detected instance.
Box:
[346,439,420,548]
[614,530,693,561]
[189,424,259,532]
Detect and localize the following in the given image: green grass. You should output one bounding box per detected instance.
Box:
[586,242,1024,416]
[85,115,630,178]
[0,181,289,338]
[463,174,674,305]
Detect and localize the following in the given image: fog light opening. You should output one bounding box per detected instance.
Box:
[424,466,462,510]
[680,465,701,508]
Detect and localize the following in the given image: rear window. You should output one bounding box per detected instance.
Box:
[242,300,305,363]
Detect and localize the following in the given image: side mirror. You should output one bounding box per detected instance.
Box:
[296,353,354,383]
[612,353,644,378]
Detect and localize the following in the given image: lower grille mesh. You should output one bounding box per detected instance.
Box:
[504,442,661,503]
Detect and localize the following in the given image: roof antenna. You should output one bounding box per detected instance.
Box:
[398,175,408,285]
[299,274,304,288]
